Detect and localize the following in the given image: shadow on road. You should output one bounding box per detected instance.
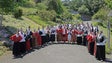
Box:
[105,58,112,63]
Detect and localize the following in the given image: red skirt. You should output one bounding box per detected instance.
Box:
[26,39,30,51]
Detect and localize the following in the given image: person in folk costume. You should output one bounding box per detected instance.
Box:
[94,26,99,35]
[82,26,88,46]
[19,28,26,55]
[62,25,68,43]
[95,31,106,61]
[76,26,83,45]
[67,28,72,43]
[45,26,50,44]
[87,31,96,55]
[71,27,76,43]
[86,22,91,31]
[32,29,42,48]
[41,26,46,45]
[37,27,42,46]
[32,29,37,48]
[10,30,22,57]
[56,25,63,42]
[27,26,33,49]
[25,30,31,51]
[50,26,56,43]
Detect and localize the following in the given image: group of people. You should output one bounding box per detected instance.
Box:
[10,22,106,61]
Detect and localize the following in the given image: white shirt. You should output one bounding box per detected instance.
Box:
[19,32,26,42]
[97,34,106,45]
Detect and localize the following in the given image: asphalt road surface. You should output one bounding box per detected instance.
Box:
[0,44,106,63]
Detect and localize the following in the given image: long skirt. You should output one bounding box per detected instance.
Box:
[46,34,50,43]
[83,35,87,46]
[32,37,36,48]
[96,45,105,60]
[37,36,42,46]
[62,34,68,42]
[57,33,62,41]
[77,36,82,45]
[30,38,33,48]
[50,34,55,42]
[20,42,26,54]
[71,34,76,43]
[89,42,95,55]
[26,39,31,51]
[13,42,20,56]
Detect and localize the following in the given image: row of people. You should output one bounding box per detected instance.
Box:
[10,22,106,61]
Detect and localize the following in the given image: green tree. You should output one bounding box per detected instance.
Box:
[83,0,105,15]
[105,0,112,9]
[0,0,17,26]
[78,5,89,14]
[47,0,64,14]
[70,0,105,15]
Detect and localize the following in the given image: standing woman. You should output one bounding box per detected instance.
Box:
[19,28,26,55]
[10,30,22,57]
[50,26,56,43]
[96,31,106,61]
[87,31,96,55]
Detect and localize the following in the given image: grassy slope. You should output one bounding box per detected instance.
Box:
[27,15,57,27]
[3,15,41,32]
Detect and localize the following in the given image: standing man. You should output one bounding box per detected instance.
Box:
[95,31,106,61]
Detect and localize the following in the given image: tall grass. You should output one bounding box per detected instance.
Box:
[27,15,56,27]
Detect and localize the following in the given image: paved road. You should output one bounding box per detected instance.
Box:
[0,44,105,63]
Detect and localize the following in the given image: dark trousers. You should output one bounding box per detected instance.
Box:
[83,35,87,46]
[41,36,46,45]
[96,45,105,60]
[77,37,82,45]
[30,38,33,48]
[13,42,20,56]
[50,34,55,42]
[89,42,95,55]
[46,34,50,43]
[20,42,26,54]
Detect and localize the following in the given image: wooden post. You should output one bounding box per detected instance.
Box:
[107,21,110,48]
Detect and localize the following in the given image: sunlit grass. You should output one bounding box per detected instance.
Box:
[19,7,37,16]
[27,15,56,27]
[3,15,41,32]
[0,42,7,56]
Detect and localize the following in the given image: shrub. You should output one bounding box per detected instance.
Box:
[14,9,23,18]
[36,3,47,10]
[92,8,108,21]
[78,5,89,14]
[37,10,56,21]
[23,1,36,8]
[60,12,73,21]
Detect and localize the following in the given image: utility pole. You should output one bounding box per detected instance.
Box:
[107,11,112,48]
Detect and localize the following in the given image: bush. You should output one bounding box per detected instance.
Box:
[72,14,81,20]
[92,8,108,21]
[36,3,47,10]
[60,12,73,21]
[37,10,56,21]
[78,5,89,14]
[14,9,23,18]
[23,1,36,8]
